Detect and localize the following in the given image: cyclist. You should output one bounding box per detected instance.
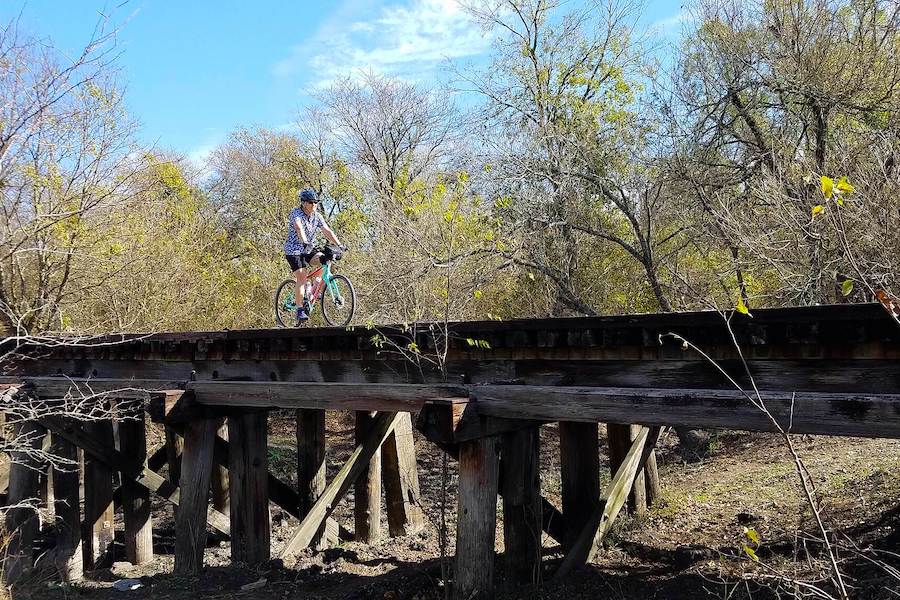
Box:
[284,188,343,323]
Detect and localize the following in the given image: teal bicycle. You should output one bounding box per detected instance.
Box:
[274,244,356,327]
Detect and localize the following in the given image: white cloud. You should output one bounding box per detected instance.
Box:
[650,8,693,35]
[274,0,491,89]
[186,129,225,171]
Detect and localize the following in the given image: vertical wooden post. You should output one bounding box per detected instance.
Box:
[51,432,83,581]
[0,411,8,502]
[211,420,230,515]
[645,448,662,506]
[296,408,326,549]
[381,412,423,537]
[501,427,541,589]
[82,419,115,570]
[174,417,218,575]
[455,435,500,600]
[37,430,54,527]
[559,421,600,553]
[354,410,382,543]
[607,423,647,516]
[165,427,183,485]
[4,420,44,583]
[119,409,154,565]
[228,412,270,564]
[629,425,648,517]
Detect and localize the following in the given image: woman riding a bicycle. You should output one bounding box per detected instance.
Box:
[284,188,344,324]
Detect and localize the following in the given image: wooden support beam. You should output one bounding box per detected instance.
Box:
[211,419,230,515]
[0,410,8,501]
[41,417,230,536]
[168,420,352,544]
[165,427,183,487]
[147,443,168,472]
[645,449,661,506]
[607,424,646,516]
[228,412,270,565]
[434,438,565,545]
[15,377,900,439]
[4,420,44,583]
[501,427,541,589]
[82,418,115,570]
[455,435,501,600]
[281,412,401,557]
[119,409,153,565]
[470,386,900,438]
[555,426,662,578]
[559,421,599,553]
[297,408,326,550]
[174,417,218,575]
[37,431,54,528]
[354,411,382,544]
[50,432,83,581]
[149,390,201,423]
[629,425,648,517]
[192,381,467,412]
[416,399,543,444]
[382,412,423,537]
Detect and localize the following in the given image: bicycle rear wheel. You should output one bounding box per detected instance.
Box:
[274,279,298,327]
[320,274,356,327]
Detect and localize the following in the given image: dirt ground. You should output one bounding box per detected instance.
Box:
[16,413,900,600]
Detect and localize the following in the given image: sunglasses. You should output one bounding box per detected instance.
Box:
[302,199,319,204]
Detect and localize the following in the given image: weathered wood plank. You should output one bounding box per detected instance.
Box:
[645,448,661,506]
[559,421,599,553]
[50,433,83,581]
[11,303,900,363]
[501,427,541,589]
[471,386,900,438]
[281,412,401,557]
[228,412,270,564]
[211,419,230,515]
[82,419,115,570]
[119,409,153,565]
[174,417,218,574]
[354,411,382,544]
[382,412,423,537]
[435,439,565,545]
[556,426,663,578]
[37,432,54,528]
[165,427,183,486]
[455,435,501,600]
[4,420,44,583]
[191,381,466,412]
[297,408,326,549]
[416,399,543,444]
[11,376,900,438]
[607,424,645,515]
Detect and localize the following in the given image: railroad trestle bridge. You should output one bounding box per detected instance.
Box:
[2,304,898,598]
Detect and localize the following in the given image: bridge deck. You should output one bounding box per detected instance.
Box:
[3,303,898,598]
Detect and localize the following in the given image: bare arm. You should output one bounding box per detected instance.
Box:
[320,220,341,246]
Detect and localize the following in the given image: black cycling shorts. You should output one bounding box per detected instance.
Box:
[285,253,315,272]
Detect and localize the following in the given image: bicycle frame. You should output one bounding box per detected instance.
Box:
[288,260,343,309]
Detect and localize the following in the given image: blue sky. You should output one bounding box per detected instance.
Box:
[5,0,686,161]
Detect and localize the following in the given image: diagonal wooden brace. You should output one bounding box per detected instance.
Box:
[40,416,230,536]
[281,411,401,557]
[555,426,663,578]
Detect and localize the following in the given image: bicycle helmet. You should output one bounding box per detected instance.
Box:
[299,188,318,203]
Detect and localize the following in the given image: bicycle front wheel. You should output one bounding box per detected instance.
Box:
[321,274,356,327]
[274,279,298,327]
